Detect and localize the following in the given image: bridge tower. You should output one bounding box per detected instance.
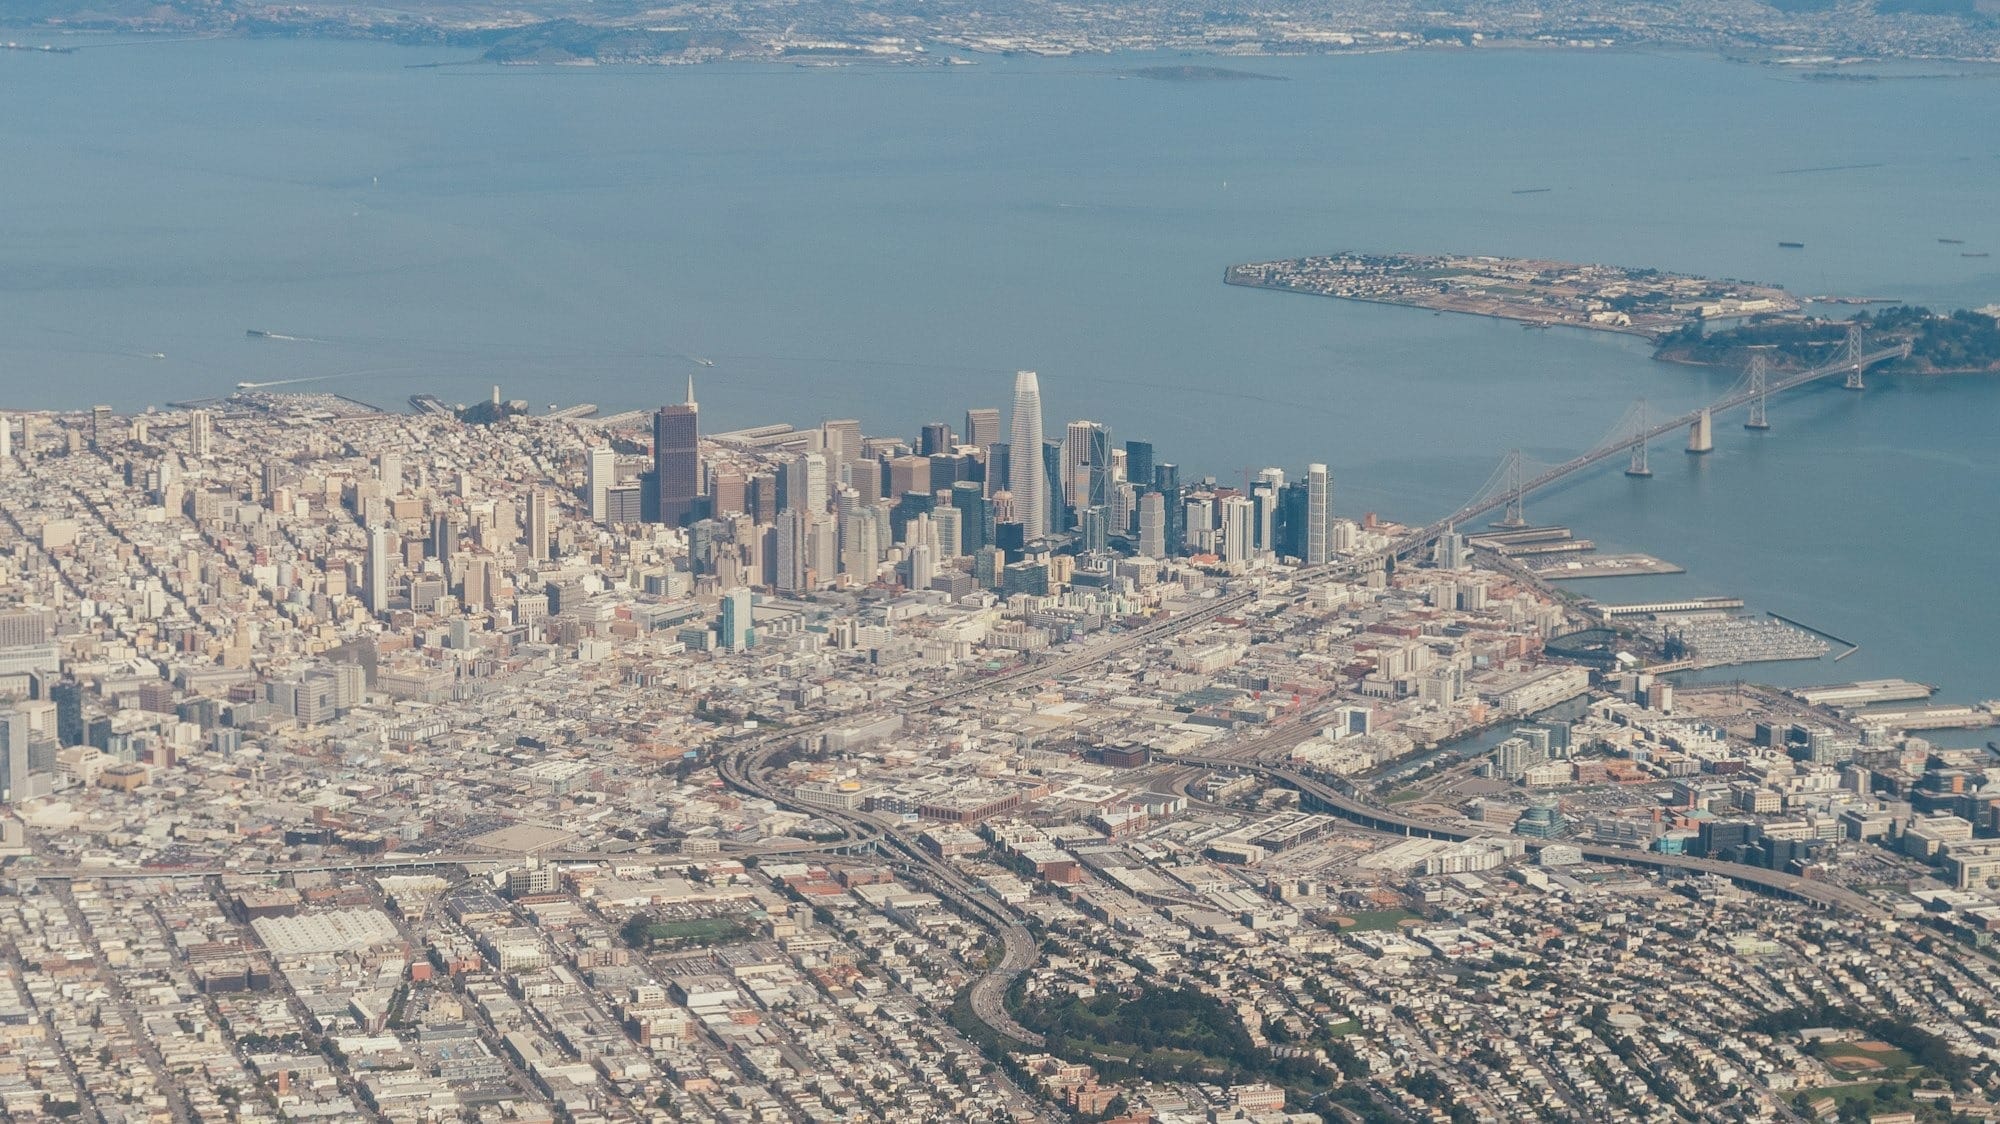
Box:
[1496,450,1528,528]
[1686,407,1713,454]
[1841,320,1866,390]
[1624,399,1652,477]
[1744,354,1771,431]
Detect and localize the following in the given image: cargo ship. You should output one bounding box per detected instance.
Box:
[1778,241,1805,249]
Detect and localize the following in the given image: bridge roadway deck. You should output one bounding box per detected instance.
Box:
[1291,343,1909,576]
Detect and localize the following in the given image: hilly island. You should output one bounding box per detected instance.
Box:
[1226,252,2000,376]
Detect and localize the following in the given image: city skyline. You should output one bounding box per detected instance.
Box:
[3,22,1999,1124]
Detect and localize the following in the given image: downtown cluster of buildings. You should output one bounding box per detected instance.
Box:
[597,372,1345,622]
[0,384,1996,1123]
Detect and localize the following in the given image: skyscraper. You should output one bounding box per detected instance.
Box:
[1063,420,1112,513]
[526,487,551,561]
[985,442,1010,499]
[1008,371,1046,541]
[919,422,953,457]
[719,587,754,650]
[822,419,862,466]
[1124,440,1154,496]
[1220,495,1255,566]
[587,446,615,523]
[783,452,829,516]
[1042,439,1068,536]
[188,410,212,458]
[776,510,809,593]
[1137,492,1166,559]
[365,527,394,614]
[934,504,963,558]
[1154,462,1181,554]
[1306,463,1331,566]
[950,480,990,554]
[377,451,403,497]
[964,408,1001,452]
[653,377,701,526]
[50,681,84,748]
[0,709,30,803]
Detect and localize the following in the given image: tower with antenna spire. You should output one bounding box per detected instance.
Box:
[654,372,702,526]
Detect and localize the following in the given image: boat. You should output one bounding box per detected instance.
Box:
[1940,238,1965,244]
[1511,187,1552,195]
[1964,252,1991,258]
[1778,241,1805,249]
[246,329,273,338]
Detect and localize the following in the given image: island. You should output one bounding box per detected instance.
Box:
[1225,251,1802,338]
[1656,305,2000,375]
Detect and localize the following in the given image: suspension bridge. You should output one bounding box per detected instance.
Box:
[1312,323,1909,577]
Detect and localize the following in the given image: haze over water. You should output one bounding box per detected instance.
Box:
[2,41,1996,704]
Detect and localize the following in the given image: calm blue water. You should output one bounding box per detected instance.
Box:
[2,41,1996,703]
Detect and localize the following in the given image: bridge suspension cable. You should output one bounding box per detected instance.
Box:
[1391,337,1906,556]
[1624,399,1653,477]
[1744,353,1772,430]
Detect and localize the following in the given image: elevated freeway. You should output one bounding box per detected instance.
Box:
[1178,753,1888,918]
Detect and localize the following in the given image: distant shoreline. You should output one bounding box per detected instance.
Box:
[9,26,2000,71]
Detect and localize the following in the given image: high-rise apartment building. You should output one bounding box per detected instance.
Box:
[1220,495,1255,566]
[1306,463,1332,566]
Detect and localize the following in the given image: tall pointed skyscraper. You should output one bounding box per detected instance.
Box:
[654,374,701,526]
[1008,371,1046,541]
